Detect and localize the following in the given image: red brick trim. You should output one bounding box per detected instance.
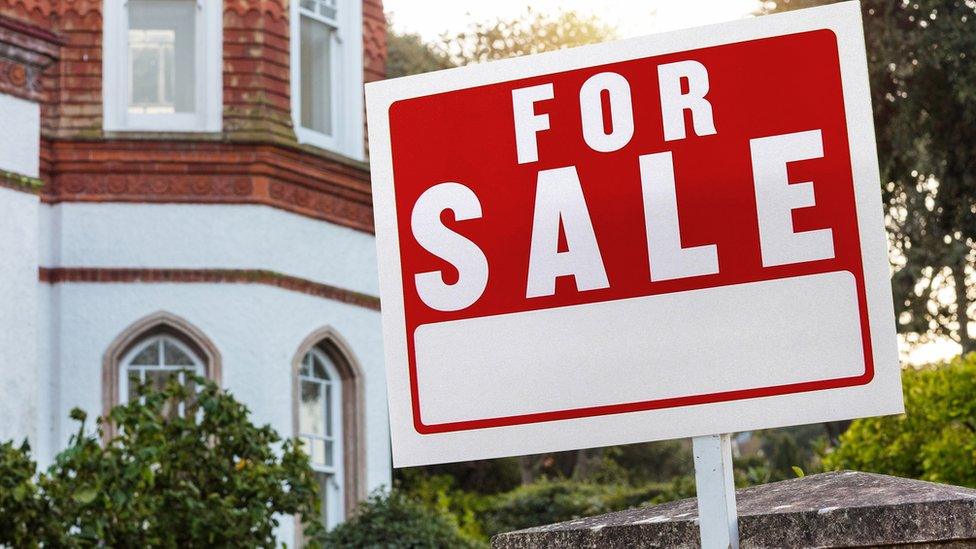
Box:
[41,139,375,233]
[39,267,381,311]
[0,169,43,193]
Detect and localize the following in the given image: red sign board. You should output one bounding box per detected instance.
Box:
[368,2,902,467]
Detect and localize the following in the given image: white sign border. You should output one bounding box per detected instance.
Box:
[366,0,903,467]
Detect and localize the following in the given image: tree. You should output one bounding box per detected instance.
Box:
[386,27,455,78]
[762,0,976,354]
[386,8,617,78]
[442,7,617,65]
[824,353,976,486]
[0,376,320,547]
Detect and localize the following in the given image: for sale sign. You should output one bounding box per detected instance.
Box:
[366,1,903,467]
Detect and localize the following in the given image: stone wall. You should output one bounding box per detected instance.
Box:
[492,471,976,548]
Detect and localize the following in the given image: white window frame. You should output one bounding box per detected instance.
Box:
[119,334,205,417]
[103,0,222,132]
[298,347,345,529]
[290,0,365,160]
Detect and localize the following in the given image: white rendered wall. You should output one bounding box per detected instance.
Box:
[39,203,380,296]
[0,186,40,448]
[0,94,40,177]
[50,282,391,541]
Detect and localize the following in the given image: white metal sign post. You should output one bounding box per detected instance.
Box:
[694,434,739,547]
[365,3,902,547]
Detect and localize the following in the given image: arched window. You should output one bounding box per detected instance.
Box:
[120,334,205,413]
[104,312,221,436]
[298,347,344,529]
[292,328,365,538]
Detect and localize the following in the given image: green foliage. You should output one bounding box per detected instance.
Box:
[600,441,693,484]
[0,375,321,547]
[396,473,494,541]
[387,8,617,78]
[396,457,522,495]
[765,0,976,353]
[481,479,672,537]
[442,8,617,65]
[322,490,486,548]
[386,27,455,78]
[825,354,976,486]
[0,440,47,545]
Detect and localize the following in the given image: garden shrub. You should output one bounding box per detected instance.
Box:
[0,375,320,547]
[824,354,976,487]
[481,479,673,537]
[322,489,486,548]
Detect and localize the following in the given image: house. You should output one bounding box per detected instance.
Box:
[0,0,390,540]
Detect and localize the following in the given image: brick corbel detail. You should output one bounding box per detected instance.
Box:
[0,13,61,102]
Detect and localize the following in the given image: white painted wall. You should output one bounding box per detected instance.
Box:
[39,203,380,296]
[30,199,388,543]
[49,281,391,542]
[0,94,40,177]
[35,281,59,465]
[0,186,40,447]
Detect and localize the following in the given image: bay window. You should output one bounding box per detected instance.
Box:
[103,0,222,132]
[291,0,364,159]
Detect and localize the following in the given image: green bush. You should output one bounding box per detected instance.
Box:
[397,473,494,541]
[0,375,320,547]
[481,479,672,537]
[824,354,976,487]
[322,490,485,548]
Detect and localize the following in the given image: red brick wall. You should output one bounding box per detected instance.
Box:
[223,0,293,142]
[0,0,388,232]
[363,0,386,84]
[0,0,52,28]
[45,0,101,138]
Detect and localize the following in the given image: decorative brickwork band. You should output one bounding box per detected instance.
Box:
[41,139,376,233]
[40,267,382,311]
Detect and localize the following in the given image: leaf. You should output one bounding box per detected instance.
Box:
[791,466,805,478]
[73,487,99,504]
[69,408,87,422]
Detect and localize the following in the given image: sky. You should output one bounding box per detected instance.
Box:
[384,0,766,42]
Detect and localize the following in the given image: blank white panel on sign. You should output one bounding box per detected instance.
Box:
[415,271,864,426]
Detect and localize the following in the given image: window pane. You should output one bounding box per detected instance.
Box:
[147,368,178,392]
[325,439,334,468]
[318,0,337,21]
[325,383,333,437]
[300,380,326,437]
[128,0,195,114]
[300,15,333,135]
[300,0,337,22]
[317,473,331,525]
[312,355,329,380]
[129,341,160,365]
[310,437,326,467]
[127,368,142,401]
[163,340,195,366]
